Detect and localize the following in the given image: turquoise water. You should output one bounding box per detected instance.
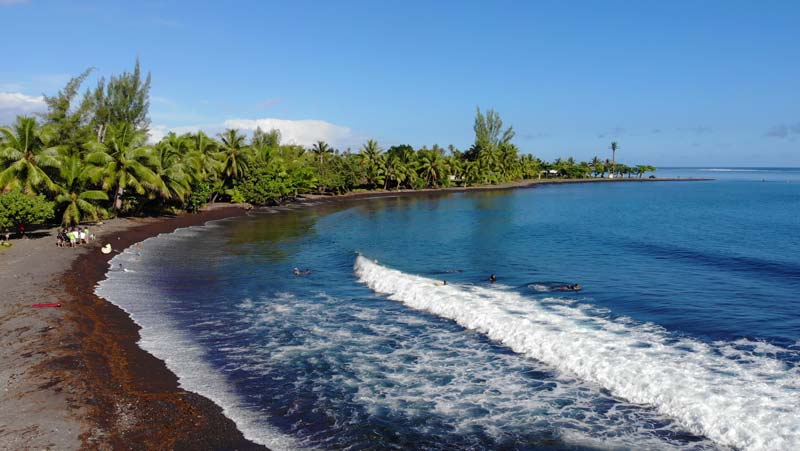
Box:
[97,169,800,451]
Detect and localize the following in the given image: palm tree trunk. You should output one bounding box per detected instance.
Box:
[113,185,124,211]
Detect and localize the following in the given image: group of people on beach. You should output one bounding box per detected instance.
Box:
[56,227,94,248]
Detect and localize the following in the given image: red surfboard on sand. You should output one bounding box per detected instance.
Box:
[32,303,62,308]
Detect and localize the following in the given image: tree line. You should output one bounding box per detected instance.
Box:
[0,62,656,232]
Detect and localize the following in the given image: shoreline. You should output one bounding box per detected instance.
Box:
[296,176,712,203]
[59,206,267,450]
[0,177,709,450]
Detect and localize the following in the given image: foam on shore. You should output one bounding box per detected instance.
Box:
[355,255,800,451]
[95,229,305,451]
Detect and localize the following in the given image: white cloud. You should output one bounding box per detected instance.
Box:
[148,117,362,148]
[223,118,356,148]
[0,92,46,125]
[148,125,168,144]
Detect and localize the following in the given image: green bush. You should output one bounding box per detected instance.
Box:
[0,190,55,233]
[186,181,212,212]
[236,158,316,205]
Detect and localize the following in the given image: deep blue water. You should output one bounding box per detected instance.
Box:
[97,169,800,451]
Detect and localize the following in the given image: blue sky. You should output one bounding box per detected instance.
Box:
[1,0,798,166]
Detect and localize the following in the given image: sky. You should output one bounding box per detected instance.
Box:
[1,0,798,166]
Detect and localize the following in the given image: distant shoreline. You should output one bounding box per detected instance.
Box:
[294,176,713,205]
[1,176,710,450]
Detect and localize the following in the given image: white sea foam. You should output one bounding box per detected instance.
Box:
[531,283,550,292]
[95,232,305,451]
[233,292,719,450]
[355,256,800,451]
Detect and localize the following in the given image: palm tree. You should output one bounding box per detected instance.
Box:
[590,156,603,177]
[55,154,108,225]
[185,131,220,183]
[385,149,418,190]
[310,141,333,165]
[85,123,164,211]
[359,139,385,189]
[520,154,541,179]
[215,129,251,186]
[0,116,61,194]
[209,129,252,203]
[152,136,192,203]
[609,141,619,176]
[463,160,481,185]
[383,154,400,190]
[499,143,521,180]
[477,145,500,183]
[447,155,464,186]
[416,149,447,187]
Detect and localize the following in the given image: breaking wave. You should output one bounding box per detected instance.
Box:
[355,255,800,451]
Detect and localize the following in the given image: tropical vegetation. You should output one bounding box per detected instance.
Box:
[0,62,656,233]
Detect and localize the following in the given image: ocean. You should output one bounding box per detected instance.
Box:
[96,168,800,451]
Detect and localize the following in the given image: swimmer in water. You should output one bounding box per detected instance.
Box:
[557,283,581,291]
[489,274,497,283]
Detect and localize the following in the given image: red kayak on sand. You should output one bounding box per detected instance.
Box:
[32,303,62,308]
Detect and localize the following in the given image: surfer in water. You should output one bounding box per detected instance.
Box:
[557,283,581,291]
[528,282,582,292]
[293,267,313,276]
[489,274,497,283]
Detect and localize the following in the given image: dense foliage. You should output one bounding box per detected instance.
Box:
[0,62,656,229]
[0,190,55,232]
